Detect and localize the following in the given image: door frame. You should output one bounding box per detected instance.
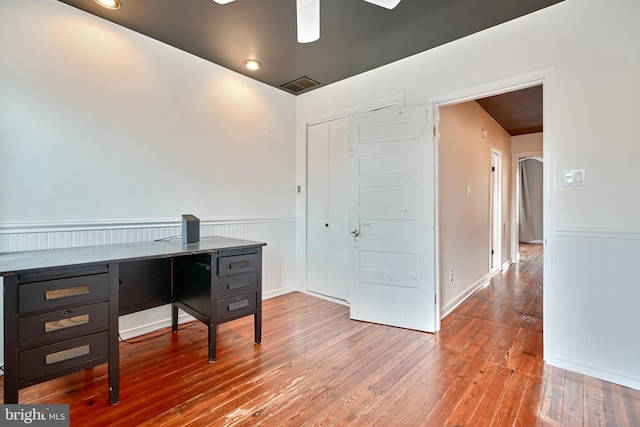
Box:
[431,68,555,353]
[490,146,503,274]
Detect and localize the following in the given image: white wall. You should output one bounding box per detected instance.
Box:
[0,0,299,363]
[438,101,512,316]
[296,0,640,390]
[0,0,296,223]
[512,132,543,155]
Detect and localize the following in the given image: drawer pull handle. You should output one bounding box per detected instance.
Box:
[46,345,90,365]
[228,280,250,290]
[45,314,90,333]
[229,260,250,270]
[228,300,250,311]
[45,285,90,300]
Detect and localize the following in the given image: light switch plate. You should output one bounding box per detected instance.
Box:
[563,168,586,186]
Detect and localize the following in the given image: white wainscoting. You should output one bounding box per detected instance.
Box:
[0,217,298,365]
[555,227,640,391]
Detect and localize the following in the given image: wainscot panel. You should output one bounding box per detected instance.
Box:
[555,227,640,391]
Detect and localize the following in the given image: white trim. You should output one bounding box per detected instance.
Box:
[0,216,298,234]
[556,226,640,240]
[118,288,300,341]
[430,69,553,106]
[490,146,503,275]
[440,273,491,318]
[304,93,406,126]
[119,309,196,341]
[552,359,640,393]
[305,290,350,307]
[433,105,441,331]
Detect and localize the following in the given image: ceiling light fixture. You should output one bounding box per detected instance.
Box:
[296,0,320,43]
[94,0,121,9]
[361,0,401,9]
[243,59,262,71]
[213,0,400,43]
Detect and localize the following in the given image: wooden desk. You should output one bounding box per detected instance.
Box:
[0,236,265,405]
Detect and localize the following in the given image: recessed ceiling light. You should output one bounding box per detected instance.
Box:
[243,60,262,71]
[94,0,121,9]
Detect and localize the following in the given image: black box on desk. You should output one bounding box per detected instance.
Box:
[182,214,199,244]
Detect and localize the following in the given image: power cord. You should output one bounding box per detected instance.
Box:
[154,235,181,242]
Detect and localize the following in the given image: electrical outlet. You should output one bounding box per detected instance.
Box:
[449,269,454,282]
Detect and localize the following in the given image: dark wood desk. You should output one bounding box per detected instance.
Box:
[0,236,265,405]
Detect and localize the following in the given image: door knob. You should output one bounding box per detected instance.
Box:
[350,230,360,237]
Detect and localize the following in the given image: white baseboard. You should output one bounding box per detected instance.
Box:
[118,289,300,341]
[440,274,491,318]
[119,308,196,341]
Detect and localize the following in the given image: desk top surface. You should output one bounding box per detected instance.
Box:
[0,236,266,275]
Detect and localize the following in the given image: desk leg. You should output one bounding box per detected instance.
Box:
[108,264,120,405]
[3,276,19,404]
[170,258,179,333]
[208,323,216,363]
[254,312,262,344]
[172,305,179,333]
[255,249,262,345]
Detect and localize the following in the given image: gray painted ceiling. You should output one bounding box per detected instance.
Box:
[58,0,563,95]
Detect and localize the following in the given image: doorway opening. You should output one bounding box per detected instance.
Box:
[517,154,544,246]
[435,82,544,325]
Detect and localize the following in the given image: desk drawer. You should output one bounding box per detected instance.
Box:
[217,253,259,276]
[19,302,109,349]
[19,273,109,314]
[216,293,257,322]
[20,331,109,383]
[215,272,257,298]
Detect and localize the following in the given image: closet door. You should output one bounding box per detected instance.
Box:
[307,122,330,297]
[307,118,350,301]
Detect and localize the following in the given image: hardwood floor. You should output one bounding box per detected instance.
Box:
[4,243,640,426]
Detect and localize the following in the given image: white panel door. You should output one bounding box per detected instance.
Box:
[348,104,436,332]
[307,122,330,296]
[326,118,350,301]
[307,118,350,301]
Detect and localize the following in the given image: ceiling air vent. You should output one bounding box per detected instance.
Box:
[280,76,320,95]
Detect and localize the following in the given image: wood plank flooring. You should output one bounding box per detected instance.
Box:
[3,243,640,426]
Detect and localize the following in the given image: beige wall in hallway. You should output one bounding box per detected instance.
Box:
[438,101,512,316]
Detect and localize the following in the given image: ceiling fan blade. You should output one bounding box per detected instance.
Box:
[297,0,320,43]
[362,0,401,9]
[212,0,235,4]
